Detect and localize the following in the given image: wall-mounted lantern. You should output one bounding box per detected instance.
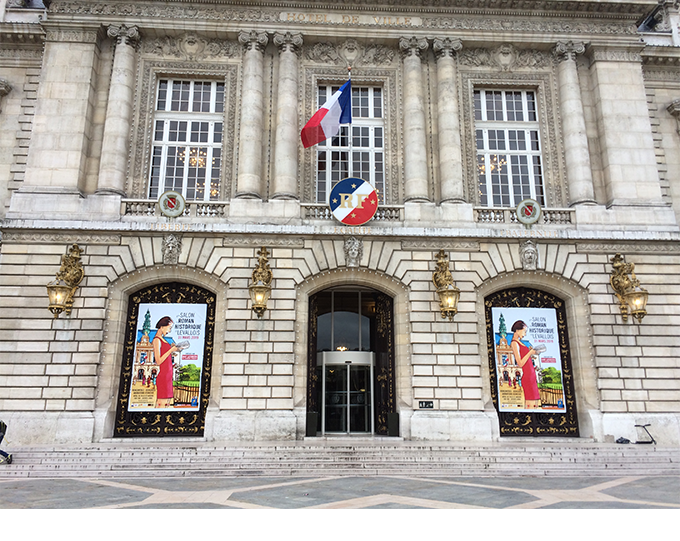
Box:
[433,249,460,321]
[249,246,273,318]
[46,244,84,318]
[609,253,648,323]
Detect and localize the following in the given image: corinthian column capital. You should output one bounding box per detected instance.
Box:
[399,36,428,59]
[273,32,303,54]
[107,25,140,47]
[433,37,462,60]
[553,41,586,63]
[239,30,269,53]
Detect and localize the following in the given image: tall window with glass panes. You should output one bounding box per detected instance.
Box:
[474,89,545,207]
[316,85,385,203]
[149,79,224,201]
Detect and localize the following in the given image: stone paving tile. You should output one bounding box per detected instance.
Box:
[229,476,536,509]
[0,479,150,509]
[601,476,680,505]
[542,501,669,509]
[453,477,613,490]
[114,476,306,492]
[127,503,236,509]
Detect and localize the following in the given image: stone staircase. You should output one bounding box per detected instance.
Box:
[1,440,678,478]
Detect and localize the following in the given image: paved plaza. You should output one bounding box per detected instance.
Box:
[0,474,678,509]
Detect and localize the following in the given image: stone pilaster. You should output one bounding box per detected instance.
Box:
[399,36,429,202]
[272,32,303,200]
[588,46,664,207]
[554,41,596,206]
[96,25,140,196]
[236,31,268,200]
[433,38,464,204]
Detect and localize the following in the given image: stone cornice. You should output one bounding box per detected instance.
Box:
[0,22,44,45]
[48,0,655,20]
[2,219,679,244]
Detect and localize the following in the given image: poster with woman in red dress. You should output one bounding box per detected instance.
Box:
[491,307,566,413]
[128,303,207,411]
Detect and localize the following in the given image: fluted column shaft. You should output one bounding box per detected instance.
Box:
[434,38,464,203]
[272,32,302,200]
[236,31,268,199]
[97,25,139,195]
[554,41,596,206]
[400,37,429,202]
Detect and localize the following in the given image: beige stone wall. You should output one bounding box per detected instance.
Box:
[1,232,678,443]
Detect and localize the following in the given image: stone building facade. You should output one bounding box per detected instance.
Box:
[1,0,679,445]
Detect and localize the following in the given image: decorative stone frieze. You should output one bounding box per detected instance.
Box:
[140,34,240,59]
[588,47,643,64]
[44,29,100,44]
[304,39,396,66]
[458,44,551,71]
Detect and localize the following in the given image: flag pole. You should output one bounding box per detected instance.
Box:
[347,65,352,179]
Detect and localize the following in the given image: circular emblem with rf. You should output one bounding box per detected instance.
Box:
[516,198,541,225]
[329,177,379,226]
[158,191,186,218]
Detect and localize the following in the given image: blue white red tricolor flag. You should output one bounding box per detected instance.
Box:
[301,80,352,148]
[329,177,378,226]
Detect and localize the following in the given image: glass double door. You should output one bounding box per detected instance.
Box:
[321,352,374,434]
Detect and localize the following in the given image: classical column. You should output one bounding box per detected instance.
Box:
[272,32,303,200]
[236,30,268,199]
[399,36,429,202]
[554,41,596,206]
[433,37,464,204]
[96,25,140,196]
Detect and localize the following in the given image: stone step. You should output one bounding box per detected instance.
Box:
[2,443,677,478]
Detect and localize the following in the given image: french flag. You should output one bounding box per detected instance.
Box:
[301,80,352,148]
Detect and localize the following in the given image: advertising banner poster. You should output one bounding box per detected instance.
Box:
[128,303,207,411]
[491,306,566,413]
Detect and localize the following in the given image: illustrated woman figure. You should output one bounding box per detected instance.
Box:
[510,320,541,408]
[152,316,178,408]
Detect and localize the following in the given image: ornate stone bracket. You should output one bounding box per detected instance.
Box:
[273,32,303,55]
[238,30,268,52]
[667,99,680,134]
[433,37,462,59]
[553,41,586,63]
[399,36,428,59]
[107,24,140,47]
[0,80,11,114]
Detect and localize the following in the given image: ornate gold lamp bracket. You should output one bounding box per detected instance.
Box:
[609,253,648,323]
[249,247,273,318]
[433,249,460,321]
[46,244,85,318]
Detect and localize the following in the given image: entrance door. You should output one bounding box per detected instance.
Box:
[321,352,374,434]
[307,288,396,436]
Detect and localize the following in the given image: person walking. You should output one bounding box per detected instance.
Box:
[0,420,12,464]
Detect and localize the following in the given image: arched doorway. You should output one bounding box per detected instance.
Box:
[113,282,216,437]
[306,287,397,436]
[485,287,579,437]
